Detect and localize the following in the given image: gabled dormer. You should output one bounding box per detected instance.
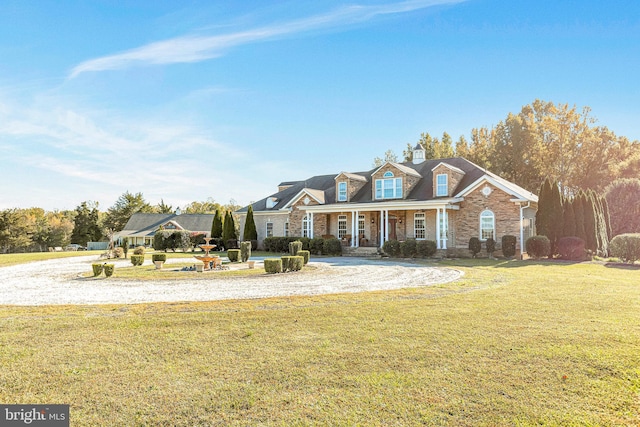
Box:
[334,172,368,202]
[371,162,421,200]
[431,162,466,197]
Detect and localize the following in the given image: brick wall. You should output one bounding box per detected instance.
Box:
[335,176,367,202]
[432,163,465,197]
[371,164,420,199]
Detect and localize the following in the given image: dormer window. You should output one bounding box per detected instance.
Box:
[375,171,403,199]
[265,197,278,209]
[436,174,448,197]
[338,182,347,202]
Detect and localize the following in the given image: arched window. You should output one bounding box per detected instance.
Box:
[480,210,495,241]
[383,171,394,178]
[302,215,310,238]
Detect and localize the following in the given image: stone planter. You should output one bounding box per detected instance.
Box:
[247,261,256,269]
[154,261,164,269]
[196,263,204,273]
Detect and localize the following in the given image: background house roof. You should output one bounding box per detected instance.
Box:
[119,213,214,236]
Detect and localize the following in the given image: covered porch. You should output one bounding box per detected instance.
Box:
[302,202,460,250]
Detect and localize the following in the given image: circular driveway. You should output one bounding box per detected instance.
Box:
[0,256,462,306]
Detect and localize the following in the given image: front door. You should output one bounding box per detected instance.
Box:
[388,218,397,241]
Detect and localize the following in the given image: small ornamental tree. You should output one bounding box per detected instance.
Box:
[501,235,517,258]
[485,238,496,258]
[240,241,251,262]
[243,206,258,241]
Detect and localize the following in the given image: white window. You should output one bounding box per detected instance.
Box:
[436,174,448,197]
[414,212,426,239]
[375,177,403,199]
[302,215,310,238]
[338,215,347,239]
[338,182,347,202]
[284,221,289,237]
[480,210,495,241]
[266,222,273,238]
[358,214,365,238]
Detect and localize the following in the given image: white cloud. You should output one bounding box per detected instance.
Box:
[69,0,466,78]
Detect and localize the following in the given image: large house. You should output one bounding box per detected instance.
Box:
[116,211,214,247]
[236,145,538,257]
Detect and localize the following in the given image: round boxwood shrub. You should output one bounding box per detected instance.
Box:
[382,239,401,257]
[103,264,115,277]
[501,235,517,258]
[526,235,551,259]
[416,240,437,258]
[468,237,481,258]
[323,238,342,256]
[558,236,586,261]
[227,249,241,262]
[298,250,310,265]
[130,254,145,266]
[152,253,167,263]
[400,239,417,258]
[609,233,640,263]
[91,263,104,277]
[264,258,282,274]
[133,246,146,255]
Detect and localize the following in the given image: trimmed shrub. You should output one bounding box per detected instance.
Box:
[501,235,517,258]
[91,263,103,277]
[485,238,496,257]
[400,239,417,258]
[416,240,437,258]
[240,241,252,262]
[280,256,292,272]
[133,246,145,255]
[250,240,258,251]
[557,236,586,261]
[152,253,166,263]
[323,238,342,256]
[609,233,640,263]
[298,250,310,265]
[289,241,303,256]
[264,258,282,274]
[382,239,401,257]
[310,238,324,255]
[130,254,145,266]
[227,249,241,262]
[112,247,124,258]
[468,237,481,258]
[289,256,304,271]
[526,235,551,259]
[298,237,311,251]
[103,264,115,277]
[120,238,129,258]
[263,237,297,253]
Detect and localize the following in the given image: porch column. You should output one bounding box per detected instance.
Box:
[379,210,385,248]
[436,208,441,249]
[353,210,359,248]
[385,209,389,243]
[309,212,314,239]
[442,207,448,250]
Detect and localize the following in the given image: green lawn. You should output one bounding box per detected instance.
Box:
[0,260,638,426]
[0,250,104,267]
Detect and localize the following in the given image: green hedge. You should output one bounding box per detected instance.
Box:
[103,264,115,277]
[152,253,167,262]
[264,258,282,274]
[400,239,417,258]
[227,249,241,262]
[501,235,517,258]
[416,240,437,257]
[610,233,640,263]
[91,263,103,277]
[526,235,551,259]
[130,254,145,266]
[298,250,310,265]
[468,237,481,258]
[323,238,342,256]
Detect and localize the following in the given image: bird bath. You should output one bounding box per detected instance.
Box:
[194,237,219,271]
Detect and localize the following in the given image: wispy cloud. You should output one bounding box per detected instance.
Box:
[69,0,465,78]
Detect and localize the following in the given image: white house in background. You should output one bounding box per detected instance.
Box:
[116,212,214,247]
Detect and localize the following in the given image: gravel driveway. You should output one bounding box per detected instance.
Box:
[0,256,462,306]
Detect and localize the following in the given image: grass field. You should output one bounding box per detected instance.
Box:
[0,259,638,426]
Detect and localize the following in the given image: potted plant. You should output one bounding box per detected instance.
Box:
[152,253,166,269]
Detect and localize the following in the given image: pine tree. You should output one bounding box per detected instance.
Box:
[583,191,597,253]
[243,205,258,241]
[573,193,587,243]
[211,210,223,238]
[535,177,553,240]
[549,179,564,255]
[222,211,238,245]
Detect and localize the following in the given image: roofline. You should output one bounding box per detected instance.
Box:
[282,188,325,209]
[300,198,462,212]
[455,175,538,202]
[431,161,465,174]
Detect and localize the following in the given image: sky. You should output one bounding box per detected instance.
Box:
[1,0,638,212]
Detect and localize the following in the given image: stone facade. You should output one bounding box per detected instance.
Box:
[432,163,465,197]
[335,174,367,202]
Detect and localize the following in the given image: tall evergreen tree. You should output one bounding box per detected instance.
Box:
[242,205,257,241]
[583,191,597,252]
[222,211,237,245]
[549,178,564,255]
[600,196,613,243]
[573,193,587,243]
[535,177,553,240]
[211,210,223,238]
[562,196,576,238]
[71,201,102,245]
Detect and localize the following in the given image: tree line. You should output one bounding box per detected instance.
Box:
[0,191,241,253]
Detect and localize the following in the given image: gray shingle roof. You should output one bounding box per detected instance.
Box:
[119,213,214,235]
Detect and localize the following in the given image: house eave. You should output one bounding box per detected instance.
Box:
[300,199,461,213]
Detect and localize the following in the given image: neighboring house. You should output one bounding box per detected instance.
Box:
[116,211,214,247]
[236,145,538,256]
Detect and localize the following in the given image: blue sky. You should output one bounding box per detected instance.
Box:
[1,0,638,211]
